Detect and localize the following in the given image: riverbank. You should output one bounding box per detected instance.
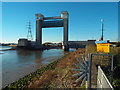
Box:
[3,51,71,89]
[2,47,66,87]
[25,45,117,89]
[26,48,85,88]
[0,46,16,51]
[3,48,85,89]
[2,45,120,89]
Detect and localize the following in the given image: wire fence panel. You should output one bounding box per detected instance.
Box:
[97,66,114,90]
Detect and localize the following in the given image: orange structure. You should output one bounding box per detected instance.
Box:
[95,40,110,53]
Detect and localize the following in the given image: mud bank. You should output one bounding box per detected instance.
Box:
[2,52,71,89]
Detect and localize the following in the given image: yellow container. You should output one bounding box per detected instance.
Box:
[96,43,110,53]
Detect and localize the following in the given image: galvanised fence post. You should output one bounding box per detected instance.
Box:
[87,53,92,88]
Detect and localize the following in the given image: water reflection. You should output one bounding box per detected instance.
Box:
[2,49,65,87]
[34,51,43,68]
[16,50,43,68]
[0,46,11,51]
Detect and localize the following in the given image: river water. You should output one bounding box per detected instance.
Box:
[0,46,75,88]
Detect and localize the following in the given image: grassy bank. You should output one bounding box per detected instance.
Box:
[26,48,86,88]
[111,47,120,89]
[3,52,71,89]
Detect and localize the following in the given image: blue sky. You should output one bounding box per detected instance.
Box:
[2,2,118,43]
[1,0,120,2]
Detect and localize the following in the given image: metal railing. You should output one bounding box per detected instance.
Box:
[88,53,114,88]
[72,53,114,88]
[97,66,114,90]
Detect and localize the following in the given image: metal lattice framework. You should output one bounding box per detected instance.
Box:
[27,21,33,40]
[72,55,88,87]
[72,53,114,88]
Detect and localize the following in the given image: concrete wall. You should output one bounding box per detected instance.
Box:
[18,39,29,46]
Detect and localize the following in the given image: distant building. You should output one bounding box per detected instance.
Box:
[18,39,29,47]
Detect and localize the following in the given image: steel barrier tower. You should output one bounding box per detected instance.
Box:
[35,11,69,51]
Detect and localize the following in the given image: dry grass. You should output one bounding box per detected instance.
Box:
[85,44,97,58]
[8,45,17,47]
[27,48,86,88]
